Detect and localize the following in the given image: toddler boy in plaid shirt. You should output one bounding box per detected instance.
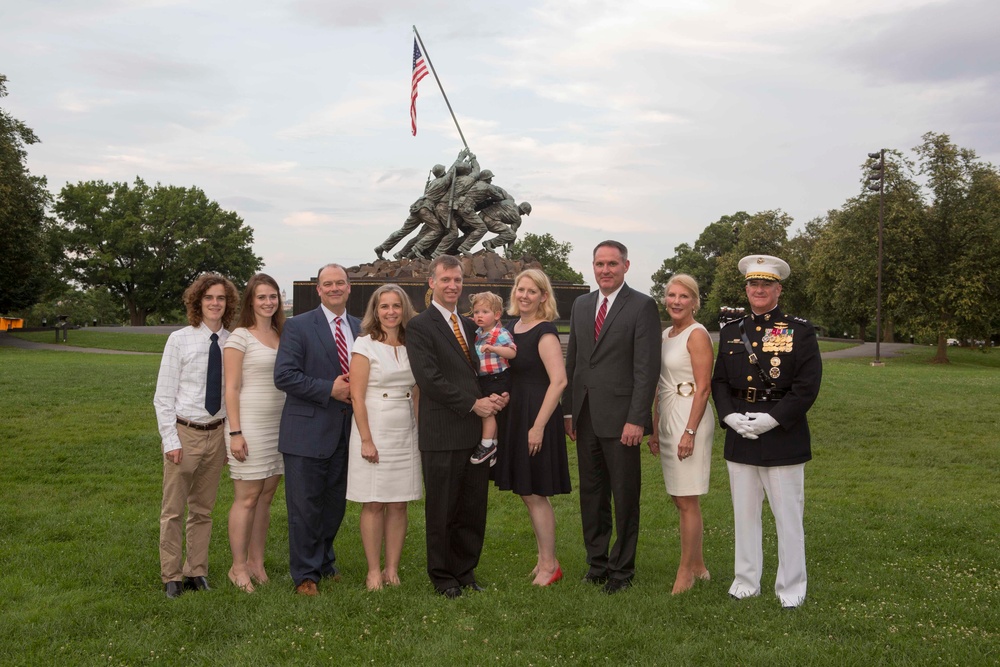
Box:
[469,291,517,465]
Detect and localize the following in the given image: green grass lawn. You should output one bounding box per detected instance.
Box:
[0,345,996,665]
[816,340,859,353]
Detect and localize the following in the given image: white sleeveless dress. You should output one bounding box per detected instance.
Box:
[224,327,285,480]
[346,335,422,503]
[656,322,714,496]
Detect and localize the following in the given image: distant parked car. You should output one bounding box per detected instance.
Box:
[947,338,960,346]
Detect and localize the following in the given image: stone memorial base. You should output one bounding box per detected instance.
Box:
[292,251,589,319]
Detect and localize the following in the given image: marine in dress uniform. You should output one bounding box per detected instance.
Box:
[711,255,822,608]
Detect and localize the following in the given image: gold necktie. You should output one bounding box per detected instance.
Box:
[451,313,473,364]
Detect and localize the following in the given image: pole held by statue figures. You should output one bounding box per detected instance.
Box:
[412,25,470,153]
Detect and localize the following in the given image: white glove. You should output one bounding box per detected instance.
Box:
[723,413,758,440]
[744,412,779,436]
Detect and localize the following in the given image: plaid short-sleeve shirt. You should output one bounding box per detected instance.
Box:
[474,323,516,376]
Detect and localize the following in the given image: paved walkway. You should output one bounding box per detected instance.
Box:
[0,332,156,355]
[820,342,916,360]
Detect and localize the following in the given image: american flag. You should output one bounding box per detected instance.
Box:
[410,38,429,136]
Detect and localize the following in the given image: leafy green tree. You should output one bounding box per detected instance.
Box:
[808,151,925,340]
[53,178,263,325]
[898,132,1000,362]
[0,75,53,313]
[781,216,824,323]
[650,212,746,323]
[510,232,584,283]
[19,286,127,327]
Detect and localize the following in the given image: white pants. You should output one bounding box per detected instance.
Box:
[727,461,806,607]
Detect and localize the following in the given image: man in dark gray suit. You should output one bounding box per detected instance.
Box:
[405,254,507,598]
[274,264,361,596]
[564,240,661,593]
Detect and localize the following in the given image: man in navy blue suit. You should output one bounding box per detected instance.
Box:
[274,264,361,595]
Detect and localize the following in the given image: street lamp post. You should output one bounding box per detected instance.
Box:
[867,149,885,366]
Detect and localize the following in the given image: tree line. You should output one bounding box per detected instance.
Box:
[1,75,262,326]
[651,132,1000,363]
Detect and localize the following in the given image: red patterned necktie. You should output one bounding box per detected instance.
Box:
[594,297,608,341]
[335,316,350,372]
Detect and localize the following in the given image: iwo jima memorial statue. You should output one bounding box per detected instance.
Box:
[293,28,587,317]
[292,147,588,318]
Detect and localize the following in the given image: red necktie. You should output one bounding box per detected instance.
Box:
[335,317,350,373]
[594,297,608,341]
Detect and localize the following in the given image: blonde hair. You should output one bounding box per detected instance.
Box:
[469,291,504,315]
[361,284,416,343]
[507,269,559,322]
[665,273,701,312]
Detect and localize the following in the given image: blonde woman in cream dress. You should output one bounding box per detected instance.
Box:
[648,273,714,594]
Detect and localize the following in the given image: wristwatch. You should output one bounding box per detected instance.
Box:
[229,430,242,436]
[684,428,696,436]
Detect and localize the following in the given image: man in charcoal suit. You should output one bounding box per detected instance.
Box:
[405,254,508,598]
[563,240,661,594]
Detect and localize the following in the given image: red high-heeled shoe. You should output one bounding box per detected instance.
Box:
[542,566,563,587]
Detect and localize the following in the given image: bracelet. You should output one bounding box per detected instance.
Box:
[229,430,243,436]
[684,428,696,436]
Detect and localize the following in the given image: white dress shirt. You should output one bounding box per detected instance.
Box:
[596,283,625,323]
[153,323,230,453]
[320,303,355,357]
[431,299,470,350]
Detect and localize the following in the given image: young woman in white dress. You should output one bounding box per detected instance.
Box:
[648,273,715,594]
[224,273,286,592]
[347,284,421,591]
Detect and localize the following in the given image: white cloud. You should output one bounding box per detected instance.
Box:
[282,211,336,227]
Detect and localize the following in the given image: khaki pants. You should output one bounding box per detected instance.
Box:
[159,422,227,583]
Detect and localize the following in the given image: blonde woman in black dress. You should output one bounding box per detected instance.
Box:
[494,269,571,587]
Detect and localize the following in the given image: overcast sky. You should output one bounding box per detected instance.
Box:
[3,0,998,299]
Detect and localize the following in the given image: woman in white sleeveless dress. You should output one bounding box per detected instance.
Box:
[648,273,715,594]
[223,273,286,592]
[346,284,421,591]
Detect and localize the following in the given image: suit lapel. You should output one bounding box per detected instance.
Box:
[578,291,598,358]
[311,306,339,369]
[430,306,476,370]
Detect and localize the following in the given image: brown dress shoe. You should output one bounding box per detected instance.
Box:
[295,580,318,596]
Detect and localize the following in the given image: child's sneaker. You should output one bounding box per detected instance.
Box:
[470,441,497,465]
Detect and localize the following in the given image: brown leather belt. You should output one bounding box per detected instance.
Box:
[176,417,225,431]
[731,388,787,403]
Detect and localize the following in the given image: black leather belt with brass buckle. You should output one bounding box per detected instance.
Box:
[176,417,225,431]
[731,388,787,403]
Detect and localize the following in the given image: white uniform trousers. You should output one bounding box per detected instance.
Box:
[727,461,807,607]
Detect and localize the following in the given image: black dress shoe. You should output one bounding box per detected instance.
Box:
[583,573,608,585]
[440,586,463,599]
[183,576,210,592]
[463,581,486,592]
[164,581,184,599]
[603,578,633,595]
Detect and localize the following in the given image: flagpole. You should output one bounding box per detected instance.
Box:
[412,25,470,152]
